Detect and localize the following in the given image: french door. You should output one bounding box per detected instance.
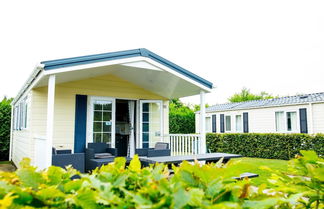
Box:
[139,100,163,148]
[88,97,115,147]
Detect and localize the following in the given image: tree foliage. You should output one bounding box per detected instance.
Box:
[0,97,12,161]
[0,151,323,208]
[228,87,274,103]
[169,99,196,134]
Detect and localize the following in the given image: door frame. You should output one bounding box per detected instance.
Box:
[86,96,116,148]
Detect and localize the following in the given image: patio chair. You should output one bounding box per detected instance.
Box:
[85,143,117,172]
[136,142,171,157]
[52,148,85,173]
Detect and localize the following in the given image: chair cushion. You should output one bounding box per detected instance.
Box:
[154,142,168,150]
[94,153,113,159]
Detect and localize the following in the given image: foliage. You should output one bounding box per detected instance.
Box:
[169,99,209,134]
[0,97,12,161]
[169,99,196,134]
[207,133,324,160]
[0,152,323,208]
[228,87,274,103]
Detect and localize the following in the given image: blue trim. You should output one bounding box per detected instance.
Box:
[74,95,88,153]
[41,48,213,89]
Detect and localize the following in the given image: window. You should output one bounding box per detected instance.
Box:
[205,117,211,132]
[286,112,297,131]
[225,115,231,131]
[235,115,242,132]
[92,100,113,144]
[275,111,284,132]
[13,97,28,130]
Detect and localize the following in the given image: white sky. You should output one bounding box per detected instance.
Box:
[0,0,323,105]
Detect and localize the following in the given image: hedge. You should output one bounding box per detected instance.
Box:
[207,133,324,160]
[0,98,12,161]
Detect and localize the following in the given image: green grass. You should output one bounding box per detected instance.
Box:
[0,161,11,164]
[227,157,289,186]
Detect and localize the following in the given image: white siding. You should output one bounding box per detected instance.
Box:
[312,103,324,133]
[196,103,324,134]
[12,92,34,167]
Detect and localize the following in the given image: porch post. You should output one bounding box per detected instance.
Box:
[200,90,206,154]
[45,75,56,168]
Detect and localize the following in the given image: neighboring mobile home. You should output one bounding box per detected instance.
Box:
[196,93,324,134]
[10,49,213,169]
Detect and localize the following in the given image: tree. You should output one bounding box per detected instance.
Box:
[228,87,274,103]
[0,97,13,160]
[169,99,196,134]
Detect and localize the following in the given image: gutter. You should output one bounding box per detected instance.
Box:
[11,64,44,106]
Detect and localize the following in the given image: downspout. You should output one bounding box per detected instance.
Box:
[308,102,314,134]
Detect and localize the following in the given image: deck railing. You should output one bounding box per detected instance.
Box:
[167,134,201,156]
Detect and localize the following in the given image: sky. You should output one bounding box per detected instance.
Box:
[0,0,323,105]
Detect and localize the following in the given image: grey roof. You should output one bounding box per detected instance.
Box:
[41,48,213,89]
[205,92,324,113]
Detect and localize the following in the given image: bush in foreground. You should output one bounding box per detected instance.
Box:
[0,151,323,209]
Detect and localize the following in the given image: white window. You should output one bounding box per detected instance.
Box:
[225,115,231,131]
[286,112,297,132]
[88,97,115,146]
[205,117,211,132]
[275,111,285,132]
[235,115,242,132]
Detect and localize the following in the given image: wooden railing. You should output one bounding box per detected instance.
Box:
[167,134,201,156]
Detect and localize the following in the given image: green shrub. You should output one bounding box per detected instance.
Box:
[0,97,12,161]
[0,152,323,208]
[207,133,324,160]
[169,99,196,134]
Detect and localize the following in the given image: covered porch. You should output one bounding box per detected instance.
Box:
[18,49,213,169]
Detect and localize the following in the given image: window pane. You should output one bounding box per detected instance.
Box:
[102,133,111,143]
[102,122,111,132]
[287,112,297,131]
[142,113,149,122]
[143,103,149,112]
[236,115,242,132]
[143,133,149,142]
[102,112,111,121]
[225,116,231,131]
[143,123,149,132]
[94,104,102,111]
[93,133,102,143]
[94,111,102,121]
[93,122,102,132]
[275,112,284,132]
[103,103,112,111]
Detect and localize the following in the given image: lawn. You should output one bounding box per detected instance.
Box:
[227,157,289,185]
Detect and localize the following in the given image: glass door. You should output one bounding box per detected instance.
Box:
[140,100,163,148]
[88,97,115,147]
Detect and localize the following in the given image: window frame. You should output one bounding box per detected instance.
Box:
[225,115,232,132]
[275,110,299,133]
[235,114,243,132]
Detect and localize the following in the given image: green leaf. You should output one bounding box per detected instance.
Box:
[129,155,141,172]
[188,188,204,206]
[173,188,189,209]
[16,168,44,189]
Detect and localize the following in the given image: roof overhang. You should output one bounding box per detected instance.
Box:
[12,49,213,104]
